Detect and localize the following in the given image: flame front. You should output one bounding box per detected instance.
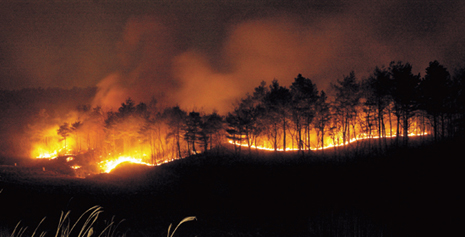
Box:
[99,156,154,173]
[229,132,428,151]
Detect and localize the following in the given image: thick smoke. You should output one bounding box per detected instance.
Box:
[1,1,464,114]
[92,16,179,109]
[171,17,343,113]
[92,15,343,113]
[90,1,465,114]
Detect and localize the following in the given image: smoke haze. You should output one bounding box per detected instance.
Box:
[1,0,464,113]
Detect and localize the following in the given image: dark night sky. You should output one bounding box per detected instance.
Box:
[1,0,464,113]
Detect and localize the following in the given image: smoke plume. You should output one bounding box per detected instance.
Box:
[0,1,463,114]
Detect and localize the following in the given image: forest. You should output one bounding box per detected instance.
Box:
[0,60,464,175]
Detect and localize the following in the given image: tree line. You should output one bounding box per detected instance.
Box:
[25,60,465,164]
[226,60,465,154]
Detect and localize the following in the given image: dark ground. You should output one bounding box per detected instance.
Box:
[0,137,463,237]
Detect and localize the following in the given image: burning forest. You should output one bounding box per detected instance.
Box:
[0,60,463,178]
[1,1,465,236]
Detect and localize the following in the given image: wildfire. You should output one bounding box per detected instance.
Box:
[33,145,75,159]
[229,132,428,151]
[36,150,58,159]
[99,156,154,173]
[32,126,427,176]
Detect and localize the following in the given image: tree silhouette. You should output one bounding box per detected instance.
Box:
[265,80,292,151]
[203,111,224,151]
[363,66,392,149]
[229,97,255,154]
[314,91,330,150]
[420,60,451,141]
[290,74,318,154]
[251,81,270,151]
[163,106,187,159]
[389,61,421,146]
[184,111,202,154]
[226,111,243,154]
[117,98,136,117]
[332,71,361,145]
[226,84,269,154]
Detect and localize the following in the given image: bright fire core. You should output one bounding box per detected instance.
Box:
[99,156,154,173]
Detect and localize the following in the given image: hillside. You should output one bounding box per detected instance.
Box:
[0,138,462,237]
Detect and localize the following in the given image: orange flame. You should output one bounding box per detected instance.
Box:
[99,156,155,173]
[229,132,428,151]
[35,150,59,159]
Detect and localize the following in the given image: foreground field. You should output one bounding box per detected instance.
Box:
[0,138,462,237]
